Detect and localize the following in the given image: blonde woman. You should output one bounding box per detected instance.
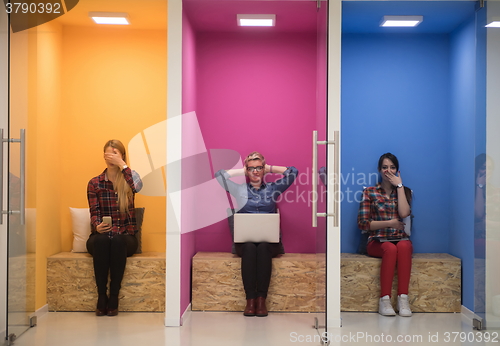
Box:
[86,140,143,316]
[215,152,298,317]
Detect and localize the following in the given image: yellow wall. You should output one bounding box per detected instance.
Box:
[59,25,167,253]
[34,21,64,310]
[10,20,65,312]
[13,22,167,310]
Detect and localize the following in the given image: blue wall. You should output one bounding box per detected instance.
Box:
[341,33,452,254]
[448,14,482,312]
[341,12,484,313]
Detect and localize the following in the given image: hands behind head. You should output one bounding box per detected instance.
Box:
[385,170,402,187]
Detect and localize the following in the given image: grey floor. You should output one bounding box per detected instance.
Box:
[8,311,500,346]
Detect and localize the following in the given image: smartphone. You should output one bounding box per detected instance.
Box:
[102,216,112,225]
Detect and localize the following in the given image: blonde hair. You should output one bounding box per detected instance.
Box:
[244,152,266,175]
[104,140,132,215]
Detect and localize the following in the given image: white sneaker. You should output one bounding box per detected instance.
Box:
[379,295,396,316]
[397,294,412,317]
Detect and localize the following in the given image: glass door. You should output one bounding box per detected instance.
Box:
[179,0,339,333]
[313,0,329,340]
[4,13,35,344]
[484,0,500,331]
[342,0,490,331]
[0,7,8,344]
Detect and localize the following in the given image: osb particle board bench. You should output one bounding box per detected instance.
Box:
[192,252,325,313]
[341,253,461,312]
[47,251,165,312]
[192,252,461,313]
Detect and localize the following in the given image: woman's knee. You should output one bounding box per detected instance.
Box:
[87,233,111,254]
[243,242,257,250]
[381,241,398,255]
[397,240,413,254]
[111,235,138,256]
[236,242,257,257]
[256,242,271,253]
[111,234,127,246]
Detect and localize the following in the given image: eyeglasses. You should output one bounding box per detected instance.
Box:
[247,166,263,172]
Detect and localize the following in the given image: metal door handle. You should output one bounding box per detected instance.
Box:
[1,129,26,225]
[0,128,4,225]
[19,129,25,225]
[312,131,318,227]
[312,130,338,227]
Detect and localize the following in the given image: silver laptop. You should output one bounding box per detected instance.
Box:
[233,211,280,243]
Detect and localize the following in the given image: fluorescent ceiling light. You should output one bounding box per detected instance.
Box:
[89,12,129,25]
[486,17,500,28]
[237,14,275,27]
[380,16,423,27]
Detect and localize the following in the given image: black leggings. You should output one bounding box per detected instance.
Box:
[86,233,138,296]
[235,242,281,299]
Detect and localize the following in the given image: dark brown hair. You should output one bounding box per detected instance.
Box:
[378,152,412,204]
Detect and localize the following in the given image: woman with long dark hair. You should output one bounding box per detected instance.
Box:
[358,152,413,317]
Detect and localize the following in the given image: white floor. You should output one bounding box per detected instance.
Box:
[8,311,500,346]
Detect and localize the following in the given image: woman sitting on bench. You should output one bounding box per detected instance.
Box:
[358,152,413,317]
[215,152,298,317]
[86,139,143,316]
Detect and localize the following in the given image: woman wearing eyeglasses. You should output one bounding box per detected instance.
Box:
[215,152,298,317]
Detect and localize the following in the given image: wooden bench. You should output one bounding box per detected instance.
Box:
[192,252,461,313]
[192,252,324,312]
[341,253,461,312]
[47,252,165,312]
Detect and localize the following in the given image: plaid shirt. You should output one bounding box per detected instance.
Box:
[87,167,143,237]
[357,183,409,242]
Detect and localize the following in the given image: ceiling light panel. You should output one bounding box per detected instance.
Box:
[89,12,130,25]
[237,14,275,27]
[380,16,423,28]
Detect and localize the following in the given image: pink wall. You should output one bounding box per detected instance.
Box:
[181,11,197,317]
[315,2,328,254]
[194,31,318,254]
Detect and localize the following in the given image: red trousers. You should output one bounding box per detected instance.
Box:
[367,239,413,297]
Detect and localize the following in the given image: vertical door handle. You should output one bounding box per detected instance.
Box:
[333,130,339,227]
[312,131,318,227]
[19,129,25,225]
[0,128,4,224]
[0,129,26,225]
[312,130,338,227]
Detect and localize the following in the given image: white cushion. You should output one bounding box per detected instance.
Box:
[70,207,91,252]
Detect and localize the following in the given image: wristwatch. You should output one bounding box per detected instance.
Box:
[122,164,128,170]
[397,183,403,188]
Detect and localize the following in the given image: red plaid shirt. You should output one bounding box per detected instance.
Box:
[87,167,143,237]
[357,183,409,242]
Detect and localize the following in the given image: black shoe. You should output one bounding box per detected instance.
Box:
[96,294,108,316]
[107,294,119,316]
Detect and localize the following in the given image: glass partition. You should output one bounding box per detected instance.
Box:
[342,0,489,330]
[7,19,36,344]
[182,0,332,333]
[484,0,500,330]
[314,0,329,340]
